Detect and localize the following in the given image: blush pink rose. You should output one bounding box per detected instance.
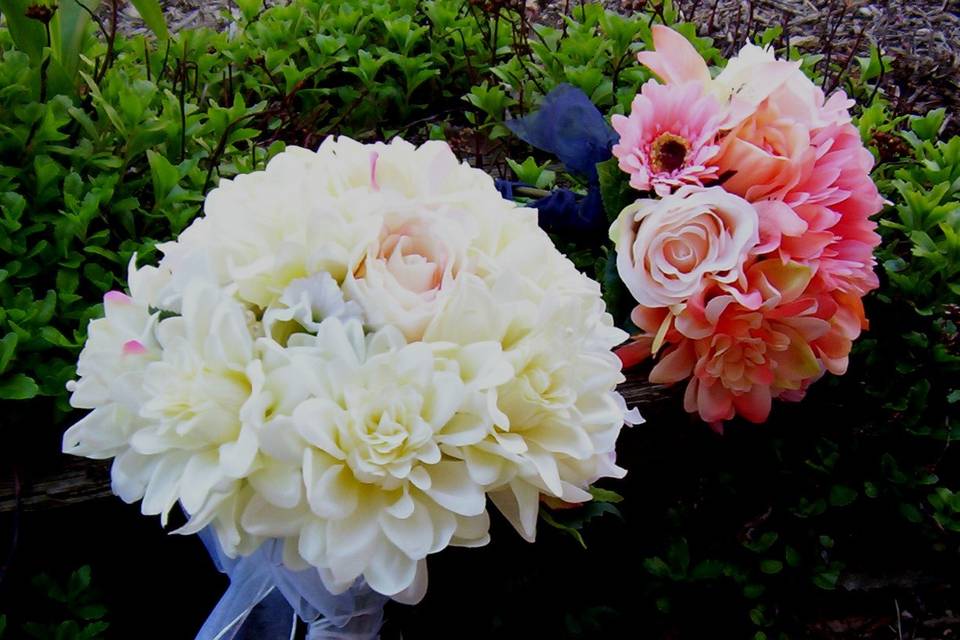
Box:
[610,186,759,309]
[345,214,469,340]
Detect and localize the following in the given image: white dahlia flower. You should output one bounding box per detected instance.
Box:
[63,137,639,600]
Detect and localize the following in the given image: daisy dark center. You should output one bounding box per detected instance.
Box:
[650,133,689,173]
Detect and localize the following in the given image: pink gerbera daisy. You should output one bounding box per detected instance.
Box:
[611,80,723,197]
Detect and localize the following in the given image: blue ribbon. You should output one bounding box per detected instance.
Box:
[495,180,606,238]
[502,84,618,237]
[197,528,388,640]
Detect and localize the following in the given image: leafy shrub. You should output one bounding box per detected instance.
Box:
[0,565,109,640]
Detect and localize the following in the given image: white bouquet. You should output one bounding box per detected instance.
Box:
[63,137,639,636]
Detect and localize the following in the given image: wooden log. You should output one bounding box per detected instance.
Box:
[0,456,112,513]
[0,376,672,513]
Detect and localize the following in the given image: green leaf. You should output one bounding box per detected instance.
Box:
[760,559,783,574]
[899,502,924,523]
[40,326,75,348]
[0,0,46,62]
[744,532,778,553]
[51,0,101,82]
[0,333,18,374]
[539,509,586,549]
[910,108,946,141]
[743,584,766,599]
[643,556,672,578]
[813,567,840,590]
[829,484,859,507]
[129,0,169,39]
[597,157,634,224]
[146,150,179,204]
[0,373,40,399]
[234,0,263,21]
[784,545,801,567]
[588,487,623,504]
[506,156,556,189]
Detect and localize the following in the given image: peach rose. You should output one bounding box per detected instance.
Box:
[610,186,759,309]
[344,212,472,341]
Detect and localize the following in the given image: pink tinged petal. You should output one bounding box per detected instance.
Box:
[779,231,835,260]
[753,200,808,254]
[784,317,831,342]
[717,138,791,198]
[696,378,736,423]
[749,365,775,386]
[369,151,380,191]
[424,461,485,517]
[771,338,821,386]
[683,378,700,414]
[616,336,653,370]
[732,385,773,423]
[752,260,814,305]
[104,290,132,304]
[123,340,147,355]
[649,340,696,384]
[637,25,711,86]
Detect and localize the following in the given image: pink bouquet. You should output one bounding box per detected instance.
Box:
[609,26,882,428]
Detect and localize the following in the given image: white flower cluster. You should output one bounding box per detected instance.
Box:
[63,137,639,600]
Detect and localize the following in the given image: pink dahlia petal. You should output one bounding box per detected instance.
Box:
[636,25,711,87]
[732,385,773,424]
[649,340,697,384]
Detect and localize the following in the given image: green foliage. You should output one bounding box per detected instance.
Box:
[540,487,624,549]
[506,155,555,189]
[0,566,109,640]
[480,5,720,120]
[128,0,169,40]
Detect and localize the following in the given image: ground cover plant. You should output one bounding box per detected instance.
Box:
[0,1,958,638]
